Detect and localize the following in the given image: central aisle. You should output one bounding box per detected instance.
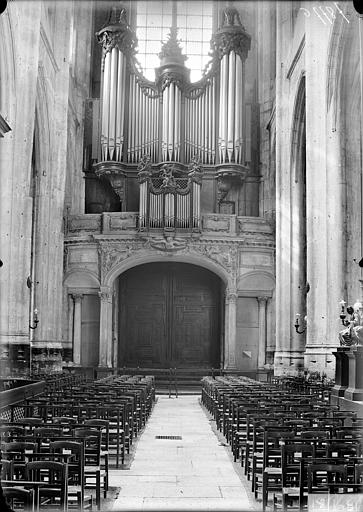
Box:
[110,395,258,511]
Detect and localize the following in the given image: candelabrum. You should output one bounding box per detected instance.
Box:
[29,308,39,330]
[294,313,307,334]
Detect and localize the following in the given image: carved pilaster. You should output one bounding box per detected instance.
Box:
[225,289,238,370]
[72,293,84,365]
[257,296,269,368]
[98,286,113,368]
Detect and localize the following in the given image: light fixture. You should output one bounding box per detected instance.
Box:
[29,308,39,330]
[294,313,307,334]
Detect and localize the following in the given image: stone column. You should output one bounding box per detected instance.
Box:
[72,293,83,365]
[68,294,74,346]
[224,290,238,370]
[98,286,113,368]
[257,297,268,368]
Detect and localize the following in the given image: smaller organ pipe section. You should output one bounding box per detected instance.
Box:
[218,50,244,164]
[184,78,216,165]
[137,160,202,231]
[160,82,182,162]
[127,75,159,163]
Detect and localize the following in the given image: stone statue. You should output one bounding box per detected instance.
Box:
[339,301,363,346]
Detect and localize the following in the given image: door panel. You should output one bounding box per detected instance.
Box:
[119,263,220,368]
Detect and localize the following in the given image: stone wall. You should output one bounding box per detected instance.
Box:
[274,2,359,379]
[0,1,92,375]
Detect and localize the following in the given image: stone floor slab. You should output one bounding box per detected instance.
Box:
[111,396,258,511]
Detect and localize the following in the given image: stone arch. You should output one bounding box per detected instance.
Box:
[103,252,231,290]
[99,253,234,369]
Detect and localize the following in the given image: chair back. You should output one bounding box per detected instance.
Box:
[307,463,347,493]
[2,486,34,511]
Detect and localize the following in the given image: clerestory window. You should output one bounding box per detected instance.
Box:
[135,0,214,82]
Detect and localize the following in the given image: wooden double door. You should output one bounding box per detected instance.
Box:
[119,263,221,368]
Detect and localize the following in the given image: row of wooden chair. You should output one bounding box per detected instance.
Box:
[201,375,363,511]
[0,373,156,511]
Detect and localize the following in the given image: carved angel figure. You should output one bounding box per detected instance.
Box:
[137,154,152,182]
[188,155,203,184]
[160,164,176,190]
[149,235,186,251]
[339,301,363,346]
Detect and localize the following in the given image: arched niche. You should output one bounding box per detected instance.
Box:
[237,271,275,297]
[64,270,100,289]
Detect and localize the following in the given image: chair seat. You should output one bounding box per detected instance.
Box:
[84,465,104,473]
[282,486,301,495]
[264,467,282,474]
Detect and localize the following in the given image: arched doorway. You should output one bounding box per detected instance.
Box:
[118,262,222,368]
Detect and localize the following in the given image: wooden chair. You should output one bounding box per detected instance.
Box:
[1,458,14,479]
[325,440,362,459]
[2,441,38,479]
[0,425,25,442]
[51,418,78,427]
[84,419,109,491]
[15,418,44,427]
[257,430,296,511]
[307,463,347,494]
[25,460,68,511]
[2,486,34,511]
[73,428,106,509]
[50,440,93,510]
[272,448,313,511]
[33,427,63,452]
[97,405,125,467]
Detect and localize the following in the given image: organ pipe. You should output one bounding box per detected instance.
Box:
[96,5,251,223]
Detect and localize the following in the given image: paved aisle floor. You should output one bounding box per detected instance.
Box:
[110,395,259,511]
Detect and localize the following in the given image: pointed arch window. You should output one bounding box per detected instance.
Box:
[135,1,213,82]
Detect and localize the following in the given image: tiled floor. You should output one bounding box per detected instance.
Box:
[109,395,260,511]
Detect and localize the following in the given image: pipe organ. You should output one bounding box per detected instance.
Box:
[138,156,203,231]
[92,5,251,228]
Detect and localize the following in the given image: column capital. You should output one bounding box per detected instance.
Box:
[98,286,112,303]
[72,292,84,303]
[257,296,269,304]
[225,289,238,304]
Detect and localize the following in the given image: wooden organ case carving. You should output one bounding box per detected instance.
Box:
[91,5,251,226]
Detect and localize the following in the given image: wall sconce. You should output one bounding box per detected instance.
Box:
[339,299,354,326]
[29,308,39,330]
[294,313,307,334]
